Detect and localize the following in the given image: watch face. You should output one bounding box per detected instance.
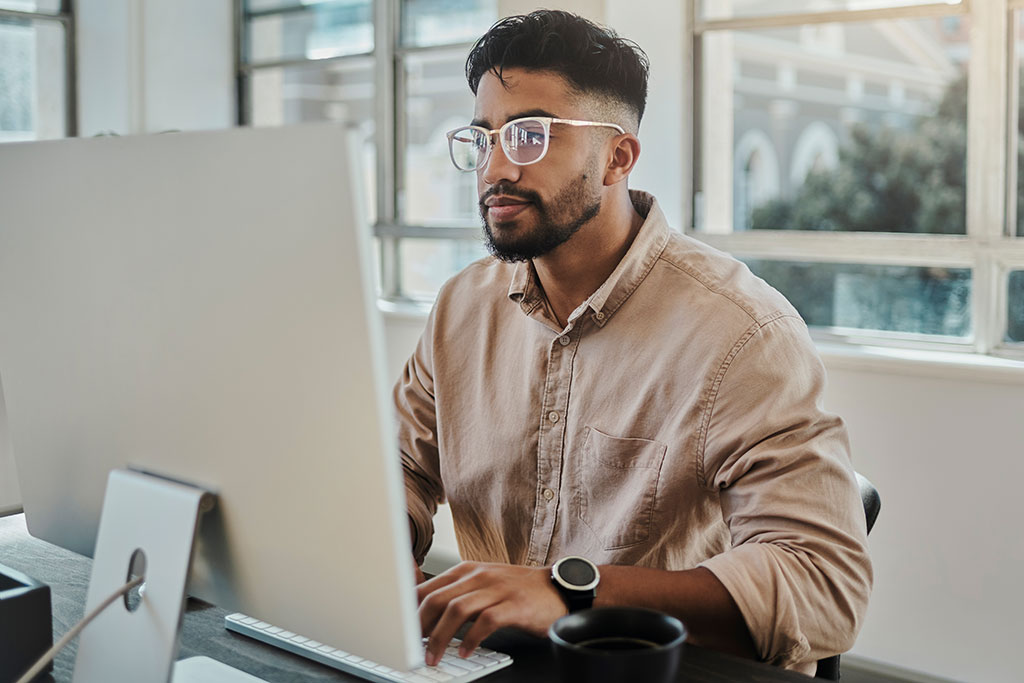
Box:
[557,557,597,588]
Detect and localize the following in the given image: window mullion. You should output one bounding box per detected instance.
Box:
[374,0,400,297]
[966,0,1010,353]
[374,0,398,226]
[63,0,77,137]
[694,1,969,34]
[694,232,976,268]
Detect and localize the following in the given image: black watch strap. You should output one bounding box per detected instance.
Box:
[551,556,600,613]
[563,587,596,612]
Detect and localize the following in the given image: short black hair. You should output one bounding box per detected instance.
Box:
[466,10,650,128]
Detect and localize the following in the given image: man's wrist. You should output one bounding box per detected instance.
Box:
[550,556,600,612]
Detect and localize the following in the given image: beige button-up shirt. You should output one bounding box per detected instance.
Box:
[397,191,872,672]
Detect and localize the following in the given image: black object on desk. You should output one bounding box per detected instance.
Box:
[0,561,53,683]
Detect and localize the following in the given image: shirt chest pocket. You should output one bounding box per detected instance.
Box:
[574,426,668,550]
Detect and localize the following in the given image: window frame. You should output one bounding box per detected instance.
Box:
[235,0,486,301]
[0,0,77,140]
[234,0,1024,360]
[689,0,1024,360]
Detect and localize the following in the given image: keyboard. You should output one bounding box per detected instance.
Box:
[224,613,514,683]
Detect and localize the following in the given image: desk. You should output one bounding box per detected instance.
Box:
[1,514,810,682]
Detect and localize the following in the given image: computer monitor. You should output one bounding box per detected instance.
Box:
[0,124,422,674]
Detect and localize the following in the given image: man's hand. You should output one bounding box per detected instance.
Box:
[417,561,567,666]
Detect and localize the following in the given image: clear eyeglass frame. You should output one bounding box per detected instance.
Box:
[445,116,626,172]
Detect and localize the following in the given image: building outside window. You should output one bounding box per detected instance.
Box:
[238,0,1024,360]
[695,0,1024,358]
[0,0,74,143]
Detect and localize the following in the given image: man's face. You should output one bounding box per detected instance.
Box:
[473,68,608,262]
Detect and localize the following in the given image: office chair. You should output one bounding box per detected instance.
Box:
[815,471,881,680]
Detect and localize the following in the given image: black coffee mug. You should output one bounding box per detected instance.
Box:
[549,607,687,683]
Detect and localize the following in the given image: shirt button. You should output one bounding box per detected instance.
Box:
[542,488,555,501]
[558,336,570,346]
[548,411,560,423]
[595,311,606,321]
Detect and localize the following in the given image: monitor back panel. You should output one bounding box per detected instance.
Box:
[0,125,421,669]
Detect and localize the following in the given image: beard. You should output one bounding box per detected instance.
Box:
[479,171,602,263]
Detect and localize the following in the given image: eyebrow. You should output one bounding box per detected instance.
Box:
[470,109,560,129]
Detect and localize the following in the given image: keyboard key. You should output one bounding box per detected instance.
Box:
[265,627,283,635]
[405,674,435,683]
[448,659,482,672]
[469,654,498,666]
[304,640,322,649]
[289,635,309,644]
[252,621,271,630]
[344,655,364,663]
[435,662,467,676]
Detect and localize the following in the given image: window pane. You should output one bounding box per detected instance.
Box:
[250,58,376,223]
[399,238,487,299]
[0,16,66,143]
[401,49,478,226]
[0,1,61,13]
[743,260,972,337]
[697,16,968,234]
[699,0,963,22]
[400,0,497,48]
[246,0,372,64]
[1009,271,1024,343]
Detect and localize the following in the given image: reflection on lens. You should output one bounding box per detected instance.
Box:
[504,119,546,163]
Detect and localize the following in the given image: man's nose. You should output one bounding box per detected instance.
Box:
[480,140,521,185]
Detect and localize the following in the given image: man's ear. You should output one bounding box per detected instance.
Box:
[603,134,641,186]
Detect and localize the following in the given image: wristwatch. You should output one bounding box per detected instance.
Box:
[550,556,600,612]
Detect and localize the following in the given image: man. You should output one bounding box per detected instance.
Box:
[396,10,871,676]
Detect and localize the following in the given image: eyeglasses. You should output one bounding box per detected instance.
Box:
[445,116,625,172]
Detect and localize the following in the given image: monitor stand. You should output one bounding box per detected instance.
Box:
[72,469,269,683]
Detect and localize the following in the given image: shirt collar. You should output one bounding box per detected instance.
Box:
[506,190,671,327]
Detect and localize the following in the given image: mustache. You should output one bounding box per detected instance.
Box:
[479,183,543,209]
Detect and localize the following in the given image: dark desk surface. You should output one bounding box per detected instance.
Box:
[0,513,810,682]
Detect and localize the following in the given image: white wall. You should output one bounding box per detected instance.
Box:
[0,374,19,516]
[822,360,1024,683]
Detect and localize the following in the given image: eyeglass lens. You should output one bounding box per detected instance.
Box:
[450,119,548,170]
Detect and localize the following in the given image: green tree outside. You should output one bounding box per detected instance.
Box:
[740,73,1024,340]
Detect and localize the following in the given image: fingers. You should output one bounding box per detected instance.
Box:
[422,589,503,666]
[418,565,488,635]
[416,561,481,603]
[456,605,507,657]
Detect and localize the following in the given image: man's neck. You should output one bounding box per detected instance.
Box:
[532,192,645,328]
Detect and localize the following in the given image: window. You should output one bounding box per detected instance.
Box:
[238,0,496,301]
[238,0,1024,359]
[695,0,1024,358]
[0,0,74,143]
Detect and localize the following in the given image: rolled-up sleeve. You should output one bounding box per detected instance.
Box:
[394,306,446,565]
[697,313,873,669]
